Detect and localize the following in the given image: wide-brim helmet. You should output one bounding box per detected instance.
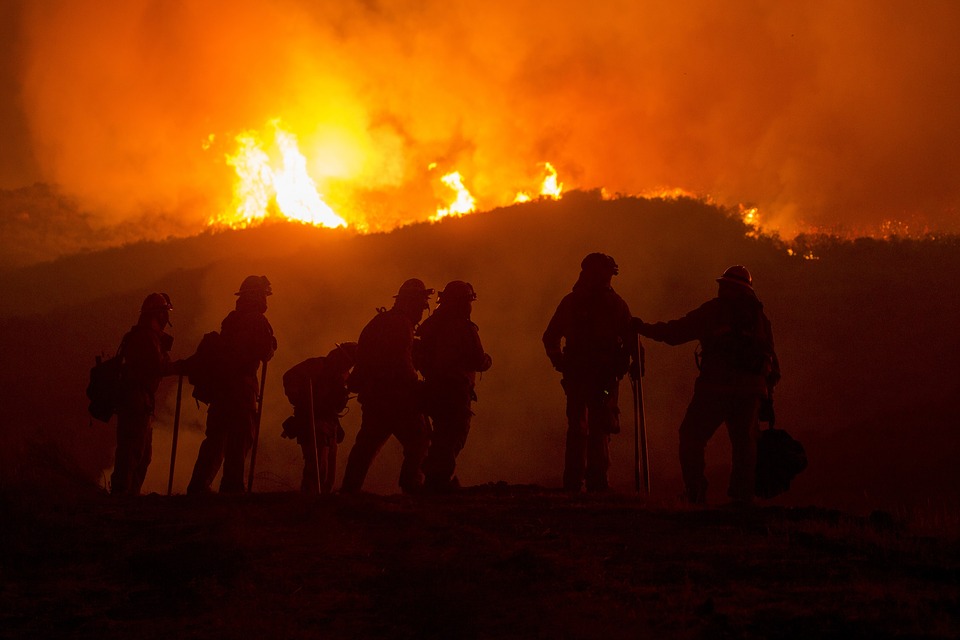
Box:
[580,252,619,276]
[141,292,173,314]
[236,275,273,296]
[716,265,753,289]
[439,280,477,303]
[393,278,435,301]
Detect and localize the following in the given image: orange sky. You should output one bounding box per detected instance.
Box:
[2,0,959,237]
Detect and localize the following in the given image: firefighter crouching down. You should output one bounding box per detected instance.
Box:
[281,343,358,494]
[340,279,434,494]
[187,276,276,495]
[416,281,492,492]
[112,293,179,496]
[633,265,780,505]
[543,253,640,493]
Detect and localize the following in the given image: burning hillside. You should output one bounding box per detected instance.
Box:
[3,1,960,242]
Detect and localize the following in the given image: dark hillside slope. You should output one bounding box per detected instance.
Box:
[2,194,958,510]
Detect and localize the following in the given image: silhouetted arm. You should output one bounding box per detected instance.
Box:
[468,323,492,372]
[542,298,569,371]
[635,301,715,346]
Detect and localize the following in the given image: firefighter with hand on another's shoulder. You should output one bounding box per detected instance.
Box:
[633,265,780,506]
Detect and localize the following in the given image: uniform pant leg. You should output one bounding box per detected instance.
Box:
[300,438,320,494]
[112,409,151,496]
[340,407,392,492]
[725,393,761,502]
[320,441,337,495]
[130,424,153,495]
[678,388,727,503]
[188,403,229,494]
[423,407,472,489]
[318,418,340,494]
[393,411,431,493]
[562,383,589,492]
[220,405,255,493]
[585,381,619,492]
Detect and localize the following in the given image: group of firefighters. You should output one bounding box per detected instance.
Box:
[107,253,779,506]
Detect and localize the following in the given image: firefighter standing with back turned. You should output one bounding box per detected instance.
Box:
[543,253,640,493]
[340,279,434,494]
[416,280,493,493]
[111,293,179,495]
[187,276,276,494]
[633,265,780,506]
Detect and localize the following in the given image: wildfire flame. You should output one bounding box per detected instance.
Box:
[639,186,701,200]
[737,204,762,238]
[515,162,564,203]
[210,123,347,229]
[433,171,476,221]
[208,122,776,245]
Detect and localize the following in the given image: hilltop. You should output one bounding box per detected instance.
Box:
[1,194,958,512]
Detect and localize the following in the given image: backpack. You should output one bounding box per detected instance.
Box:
[701,299,774,376]
[184,331,225,404]
[755,426,808,499]
[86,340,126,422]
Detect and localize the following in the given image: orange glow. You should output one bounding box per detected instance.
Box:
[13,2,960,241]
[210,123,346,229]
[432,171,476,221]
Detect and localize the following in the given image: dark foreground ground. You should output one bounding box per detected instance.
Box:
[2,484,958,639]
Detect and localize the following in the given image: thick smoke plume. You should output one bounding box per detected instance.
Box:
[2,0,960,242]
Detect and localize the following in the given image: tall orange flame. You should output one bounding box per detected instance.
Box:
[210,123,346,229]
[515,162,564,203]
[433,171,476,220]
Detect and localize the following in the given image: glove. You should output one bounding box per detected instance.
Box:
[630,317,645,333]
[629,360,642,381]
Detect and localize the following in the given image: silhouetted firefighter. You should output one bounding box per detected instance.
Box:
[187,276,276,494]
[281,342,358,494]
[415,281,493,493]
[633,265,780,505]
[110,293,180,495]
[543,253,640,492]
[341,279,433,494]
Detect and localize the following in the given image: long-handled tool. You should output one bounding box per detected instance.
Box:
[632,335,650,495]
[309,377,321,494]
[247,360,269,493]
[167,373,184,496]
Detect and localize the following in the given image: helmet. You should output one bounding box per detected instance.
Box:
[235,275,273,296]
[140,292,173,314]
[328,341,358,367]
[716,265,753,289]
[394,278,434,300]
[580,252,619,276]
[439,280,477,302]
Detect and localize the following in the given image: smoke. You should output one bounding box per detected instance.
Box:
[3,0,960,239]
